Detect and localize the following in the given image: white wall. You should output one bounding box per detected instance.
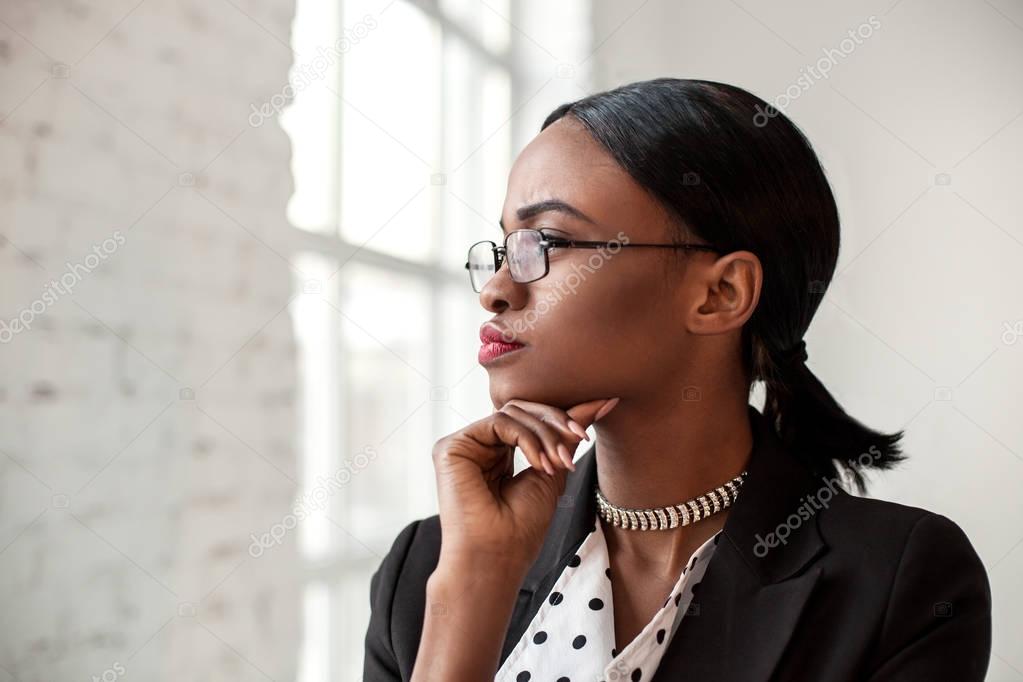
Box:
[586,0,1023,679]
[0,1,301,680]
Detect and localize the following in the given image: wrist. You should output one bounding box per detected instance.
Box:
[434,550,532,585]
[414,553,527,680]
[429,557,529,597]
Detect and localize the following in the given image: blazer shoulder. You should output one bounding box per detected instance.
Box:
[826,489,931,522]
[863,508,992,680]
[367,513,442,612]
[397,513,442,578]
[364,514,441,681]
[814,490,989,607]
[818,490,961,554]
[814,494,991,679]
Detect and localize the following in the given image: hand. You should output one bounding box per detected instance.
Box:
[431,397,620,575]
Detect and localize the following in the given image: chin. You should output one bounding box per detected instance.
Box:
[487,376,592,413]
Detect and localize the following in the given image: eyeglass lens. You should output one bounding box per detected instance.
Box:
[467,230,546,291]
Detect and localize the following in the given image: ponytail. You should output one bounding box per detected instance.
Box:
[760,339,907,494]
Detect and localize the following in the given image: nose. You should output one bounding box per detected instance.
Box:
[479,259,528,313]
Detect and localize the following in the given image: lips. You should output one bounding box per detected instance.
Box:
[479,323,526,365]
[480,324,523,345]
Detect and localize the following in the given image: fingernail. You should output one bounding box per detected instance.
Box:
[594,397,620,422]
[558,443,576,472]
[542,455,554,476]
[567,420,589,441]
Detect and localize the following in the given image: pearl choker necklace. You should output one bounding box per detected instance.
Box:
[594,471,749,531]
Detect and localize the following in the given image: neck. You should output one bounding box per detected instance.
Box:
[592,394,754,570]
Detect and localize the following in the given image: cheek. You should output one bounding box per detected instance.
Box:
[486,265,672,406]
[533,259,666,354]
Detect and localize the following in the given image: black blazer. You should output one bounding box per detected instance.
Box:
[364,405,992,681]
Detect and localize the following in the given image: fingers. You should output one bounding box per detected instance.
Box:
[504,397,619,442]
[437,411,554,481]
[499,397,621,473]
[453,397,622,480]
[489,412,554,476]
[566,397,620,428]
[500,404,581,473]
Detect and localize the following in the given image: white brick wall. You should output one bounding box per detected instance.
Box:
[0,1,302,680]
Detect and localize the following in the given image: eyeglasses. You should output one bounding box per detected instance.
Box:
[464,228,722,293]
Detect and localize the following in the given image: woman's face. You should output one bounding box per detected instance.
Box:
[479,116,738,410]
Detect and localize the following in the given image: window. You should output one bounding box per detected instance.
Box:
[280,0,531,678]
[282,0,590,675]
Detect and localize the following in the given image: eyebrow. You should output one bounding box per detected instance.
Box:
[498,199,597,232]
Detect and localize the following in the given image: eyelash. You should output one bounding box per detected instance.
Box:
[536,227,567,239]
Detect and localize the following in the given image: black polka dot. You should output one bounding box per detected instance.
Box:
[691,580,703,594]
[588,598,604,610]
[572,634,587,649]
[605,567,612,580]
[713,533,721,545]
[557,678,570,682]
[532,630,547,644]
[516,672,530,682]
[656,628,666,644]
[631,668,643,681]
[662,596,670,608]
[568,554,581,567]
[674,593,682,607]
[549,591,563,606]
[611,647,618,658]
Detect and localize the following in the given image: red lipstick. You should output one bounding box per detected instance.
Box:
[479,324,526,365]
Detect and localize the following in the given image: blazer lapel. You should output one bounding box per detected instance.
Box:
[652,405,829,680]
[500,405,830,680]
[650,555,823,681]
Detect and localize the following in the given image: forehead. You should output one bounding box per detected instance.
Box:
[502,117,668,237]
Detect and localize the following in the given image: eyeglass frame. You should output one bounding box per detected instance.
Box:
[464,228,723,292]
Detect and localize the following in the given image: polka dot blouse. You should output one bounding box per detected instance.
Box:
[495,516,721,682]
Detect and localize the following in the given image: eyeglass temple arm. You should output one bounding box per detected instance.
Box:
[544,238,720,252]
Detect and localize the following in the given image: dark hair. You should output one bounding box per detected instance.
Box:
[540,78,905,494]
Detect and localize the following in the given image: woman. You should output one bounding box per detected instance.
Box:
[362,78,992,681]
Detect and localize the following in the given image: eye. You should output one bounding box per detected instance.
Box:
[540,233,564,249]
[540,232,571,258]
[537,227,569,240]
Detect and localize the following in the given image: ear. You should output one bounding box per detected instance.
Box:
[687,250,762,337]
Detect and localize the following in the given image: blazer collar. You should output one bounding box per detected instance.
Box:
[520,403,828,593]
